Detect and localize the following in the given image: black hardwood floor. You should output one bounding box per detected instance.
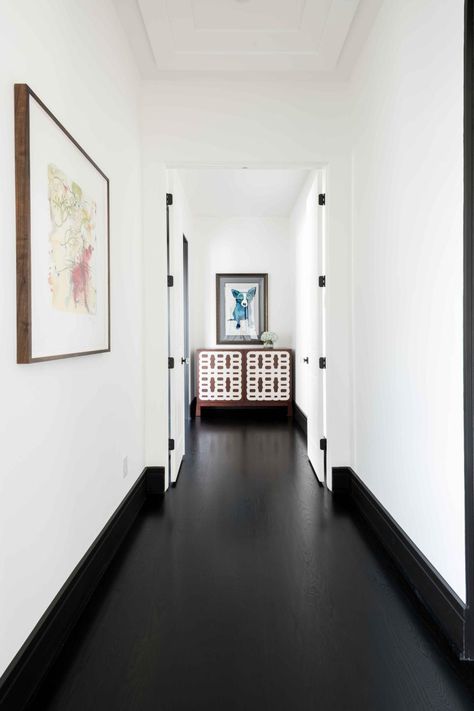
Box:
[27,416,474,710]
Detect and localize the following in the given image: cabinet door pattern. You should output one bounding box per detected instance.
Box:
[246,351,291,401]
[196,349,292,416]
[198,350,242,401]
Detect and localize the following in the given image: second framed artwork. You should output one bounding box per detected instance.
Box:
[216,273,268,344]
[15,84,110,363]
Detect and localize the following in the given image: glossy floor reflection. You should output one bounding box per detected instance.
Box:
[29,415,474,710]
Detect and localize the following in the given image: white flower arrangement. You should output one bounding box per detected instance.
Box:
[260,331,278,348]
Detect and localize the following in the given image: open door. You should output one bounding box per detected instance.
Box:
[166,191,185,486]
[307,171,326,483]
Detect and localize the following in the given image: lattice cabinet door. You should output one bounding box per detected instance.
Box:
[246,350,291,401]
[198,350,243,402]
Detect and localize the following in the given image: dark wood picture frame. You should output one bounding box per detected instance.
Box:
[14,83,110,363]
[215,273,268,345]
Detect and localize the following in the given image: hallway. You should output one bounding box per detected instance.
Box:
[28,418,474,711]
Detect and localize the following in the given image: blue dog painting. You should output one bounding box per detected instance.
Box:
[230,287,256,330]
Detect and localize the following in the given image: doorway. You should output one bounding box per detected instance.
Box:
[166,166,327,488]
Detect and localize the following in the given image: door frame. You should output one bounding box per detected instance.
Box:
[163,160,330,488]
[463,0,474,660]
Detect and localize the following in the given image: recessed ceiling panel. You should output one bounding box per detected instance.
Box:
[163,0,332,55]
[114,0,383,78]
[191,0,305,32]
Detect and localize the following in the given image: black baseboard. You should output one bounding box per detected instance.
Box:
[332,467,466,657]
[190,397,197,418]
[293,401,307,439]
[0,466,165,711]
[146,466,166,496]
[171,457,184,488]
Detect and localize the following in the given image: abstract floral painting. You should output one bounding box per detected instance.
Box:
[48,165,97,315]
[15,84,109,363]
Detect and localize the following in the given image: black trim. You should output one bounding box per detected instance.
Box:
[293,401,307,439]
[332,467,466,657]
[145,466,166,496]
[171,457,184,488]
[308,457,324,488]
[464,0,474,661]
[0,469,164,710]
[190,396,197,418]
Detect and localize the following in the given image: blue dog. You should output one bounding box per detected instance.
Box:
[231,287,256,329]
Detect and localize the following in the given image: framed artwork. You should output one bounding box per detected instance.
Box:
[216,273,268,344]
[14,84,110,363]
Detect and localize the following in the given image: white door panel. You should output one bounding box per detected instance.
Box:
[167,182,185,485]
[307,171,326,483]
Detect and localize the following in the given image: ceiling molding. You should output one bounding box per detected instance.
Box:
[114,0,383,80]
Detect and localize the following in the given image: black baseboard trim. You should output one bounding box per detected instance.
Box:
[171,457,184,488]
[146,466,166,496]
[308,457,324,487]
[293,401,307,439]
[0,466,165,711]
[190,397,197,418]
[332,467,466,658]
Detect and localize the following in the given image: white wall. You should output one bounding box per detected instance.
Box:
[351,0,465,599]
[0,0,144,675]
[141,79,354,478]
[189,216,294,358]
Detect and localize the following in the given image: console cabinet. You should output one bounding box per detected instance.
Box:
[196,349,292,416]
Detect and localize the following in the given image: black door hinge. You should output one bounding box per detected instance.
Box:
[169,438,175,451]
[318,275,326,287]
[320,438,327,451]
[167,275,174,287]
[319,357,326,369]
[166,193,173,206]
[168,357,175,369]
[318,193,326,206]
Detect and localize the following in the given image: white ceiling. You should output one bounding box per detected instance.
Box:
[114,0,382,79]
[177,168,310,217]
